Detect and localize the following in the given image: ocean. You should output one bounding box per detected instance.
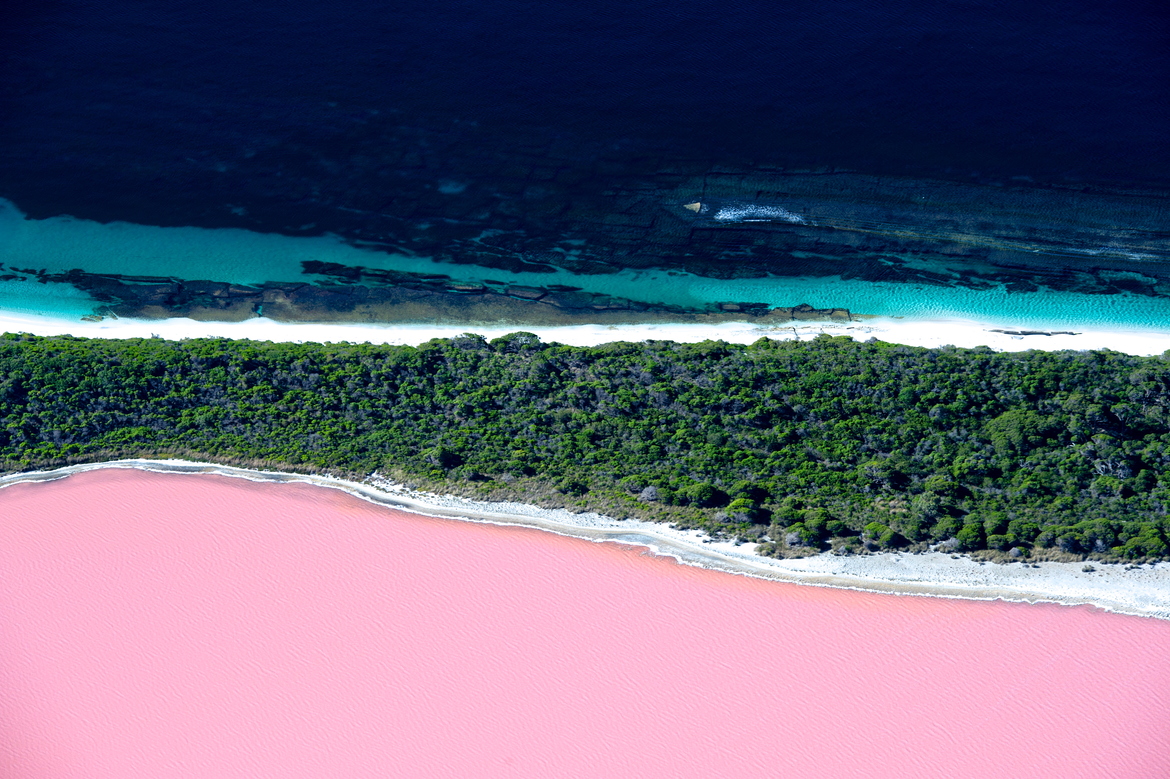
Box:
[1,0,1168,330]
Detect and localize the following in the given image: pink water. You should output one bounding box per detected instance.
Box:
[1,470,1168,778]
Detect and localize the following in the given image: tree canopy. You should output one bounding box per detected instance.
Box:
[2,331,1168,562]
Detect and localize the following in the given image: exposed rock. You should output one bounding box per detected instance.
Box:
[505,286,547,300]
[717,301,771,314]
[989,329,1079,336]
[768,303,852,321]
[447,283,487,294]
[50,264,858,327]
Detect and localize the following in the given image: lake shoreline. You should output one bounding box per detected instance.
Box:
[4,458,1169,621]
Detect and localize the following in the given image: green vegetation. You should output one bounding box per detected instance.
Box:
[2,331,1169,563]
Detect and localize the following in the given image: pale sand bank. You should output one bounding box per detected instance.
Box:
[4,459,1169,620]
[2,309,1170,354]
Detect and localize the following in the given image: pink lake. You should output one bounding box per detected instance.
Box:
[2,469,1169,778]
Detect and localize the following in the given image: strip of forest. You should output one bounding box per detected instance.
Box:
[1,331,1168,562]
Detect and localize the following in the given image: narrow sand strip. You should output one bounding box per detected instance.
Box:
[3,459,1168,620]
[2,309,1169,354]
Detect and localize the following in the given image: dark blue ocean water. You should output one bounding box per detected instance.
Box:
[1,0,1168,325]
[6,0,1167,179]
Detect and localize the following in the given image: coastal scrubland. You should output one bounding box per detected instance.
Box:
[1,331,1168,562]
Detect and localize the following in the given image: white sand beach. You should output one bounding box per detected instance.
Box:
[2,309,1170,354]
[4,459,1169,621]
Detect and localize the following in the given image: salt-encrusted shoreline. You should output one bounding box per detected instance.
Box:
[2,310,1170,355]
[3,459,1169,621]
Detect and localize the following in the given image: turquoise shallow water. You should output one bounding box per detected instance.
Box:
[0,278,105,319]
[1,198,1168,331]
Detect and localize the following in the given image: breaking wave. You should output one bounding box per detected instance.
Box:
[712,204,806,224]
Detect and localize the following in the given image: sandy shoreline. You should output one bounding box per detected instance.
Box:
[2,309,1170,354]
[3,458,1168,621]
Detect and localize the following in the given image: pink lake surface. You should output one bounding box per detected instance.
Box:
[2,470,1169,778]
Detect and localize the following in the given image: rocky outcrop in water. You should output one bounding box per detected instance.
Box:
[24,265,856,326]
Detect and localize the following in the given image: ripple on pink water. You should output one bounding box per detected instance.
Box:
[2,469,1169,778]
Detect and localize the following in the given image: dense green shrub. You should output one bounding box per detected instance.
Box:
[1,331,1169,561]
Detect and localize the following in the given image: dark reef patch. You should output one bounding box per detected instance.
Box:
[23,265,855,326]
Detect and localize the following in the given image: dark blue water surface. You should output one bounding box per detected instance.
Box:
[1,0,1168,319]
[5,0,1166,180]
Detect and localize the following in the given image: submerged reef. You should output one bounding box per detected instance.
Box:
[6,265,854,326]
[3,114,1169,323]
